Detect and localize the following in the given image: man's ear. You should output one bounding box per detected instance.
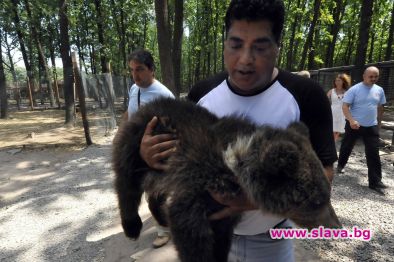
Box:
[276,46,280,57]
[287,122,310,138]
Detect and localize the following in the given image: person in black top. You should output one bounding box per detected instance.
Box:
[138,0,337,261]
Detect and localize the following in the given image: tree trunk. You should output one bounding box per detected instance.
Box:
[83,2,94,74]
[46,21,61,108]
[3,32,21,110]
[285,0,302,71]
[353,0,374,83]
[368,31,375,63]
[384,1,394,61]
[10,0,36,109]
[172,0,184,96]
[49,44,61,109]
[203,1,211,78]
[90,45,97,75]
[119,0,129,109]
[94,0,109,73]
[72,52,93,146]
[24,0,55,107]
[75,34,87,74]
[381,2,394,97]
[154,0,175,93]
[344,28,356,66]
[325,0,346,67]
[59,0,75,126]
[0,29,8,119]
[213,0,219,74]
[142,15,148,48]
[299,0,321,70]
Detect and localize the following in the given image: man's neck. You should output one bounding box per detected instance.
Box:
[362,81,374,87]
[138,79,155,88]
[228,67,279,96]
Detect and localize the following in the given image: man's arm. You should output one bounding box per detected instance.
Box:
[326,89,332,102]
[208,190,257,220]
[123,111,128,121]
[342,102,360,129]
[377,105,384,128]
[208,164,335,221]
[139,117,178,170]
[324,165,334,184]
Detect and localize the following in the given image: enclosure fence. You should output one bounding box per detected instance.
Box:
[310,60,394,102]
[4,60,394,144]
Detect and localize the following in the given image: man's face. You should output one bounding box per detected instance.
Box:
[224,20,279,94]
[363,68,379,87]
[129,60,154,88]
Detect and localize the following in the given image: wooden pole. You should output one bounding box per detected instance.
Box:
[26,76,34,110]
[53,76,61,109]
[72,52,93,146]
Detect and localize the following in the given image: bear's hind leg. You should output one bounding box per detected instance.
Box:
[211,218,235,262]
[168,193,218,262]
[147,193,169,227]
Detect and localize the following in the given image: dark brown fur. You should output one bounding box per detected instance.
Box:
[112,97,341,262]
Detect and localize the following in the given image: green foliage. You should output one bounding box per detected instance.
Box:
[314,56,324,67]
[0,0,393,91]
[4,66,27,83]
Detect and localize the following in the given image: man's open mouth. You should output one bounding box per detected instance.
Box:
[238,70,254,75]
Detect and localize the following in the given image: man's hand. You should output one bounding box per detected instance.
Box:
[208,190,257,220]
[140,116,177,171]
[343,103,360,130]
[350,120,360,130]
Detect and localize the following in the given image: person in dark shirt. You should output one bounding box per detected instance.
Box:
[138,0,337,260]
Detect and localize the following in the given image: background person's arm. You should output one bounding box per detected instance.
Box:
[342,102,360,129]
[324,165,334,184]
[377,105,384,128]
[326,89,332,103]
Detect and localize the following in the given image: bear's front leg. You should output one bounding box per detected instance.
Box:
[168,192,233,262]
[210,216,236,261]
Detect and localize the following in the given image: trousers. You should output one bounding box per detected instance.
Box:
[337,121,382,185]
[227,220,294,262]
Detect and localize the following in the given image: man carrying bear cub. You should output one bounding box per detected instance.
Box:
[140,0,337,261]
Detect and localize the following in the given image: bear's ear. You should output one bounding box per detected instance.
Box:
[154,116,176,135]
[287,122,309,138]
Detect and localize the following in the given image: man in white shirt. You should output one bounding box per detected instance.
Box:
[125,49,174,248]
[125,49,174,120]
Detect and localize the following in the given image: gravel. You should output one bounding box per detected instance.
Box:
[298,140,394,262]
[0,132,393,262]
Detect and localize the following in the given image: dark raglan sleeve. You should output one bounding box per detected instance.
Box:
[301,82,338,166]
[280,72,338,166]
[187,71,228,103]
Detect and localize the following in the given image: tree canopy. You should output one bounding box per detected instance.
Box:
[1,0,393,97]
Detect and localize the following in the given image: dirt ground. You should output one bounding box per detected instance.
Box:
[0,107,393,262]
[0,107,118,150]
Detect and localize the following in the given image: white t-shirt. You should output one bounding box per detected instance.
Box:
[198,79,300,235]
[190,69,337,235]
[127,79,175,120]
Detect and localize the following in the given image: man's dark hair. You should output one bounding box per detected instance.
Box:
[128,49,155,71]
[225,0,285,44]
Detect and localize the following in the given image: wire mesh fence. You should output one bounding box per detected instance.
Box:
[310,60,394,102]
[4,61,394,144]
[4,70,132,143]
